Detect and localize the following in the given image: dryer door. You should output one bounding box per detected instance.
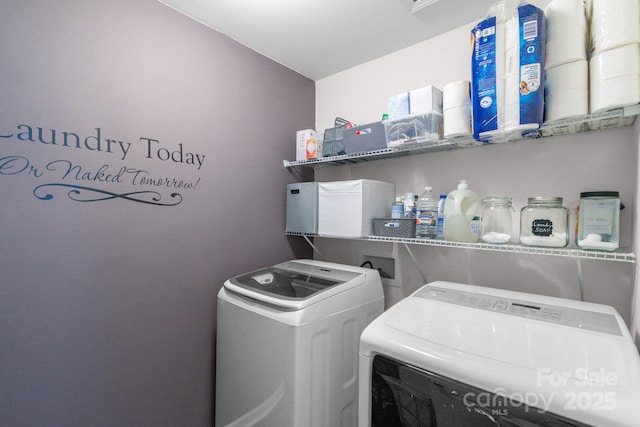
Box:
[370,355,591,427]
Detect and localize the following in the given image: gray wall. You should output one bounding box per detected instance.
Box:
[0,0,313,425]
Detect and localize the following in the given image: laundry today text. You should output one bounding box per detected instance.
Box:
[0,125,206,170]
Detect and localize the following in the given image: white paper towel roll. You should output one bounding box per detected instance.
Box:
[544,0,587,69]
[591,0,640,54]
[545,60,589,121]
[443,81,471,110]
[590,43,640,113]
[444,105,472,139]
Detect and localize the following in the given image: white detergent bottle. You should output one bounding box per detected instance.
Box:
[443,179,481,243]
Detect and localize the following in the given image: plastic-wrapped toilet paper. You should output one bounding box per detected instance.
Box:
[591,0,640,54]
[544,59,588,121]
[590,43,640,113]
[471,1,545,142]
[544,0,587,69]
[503,11,541,136]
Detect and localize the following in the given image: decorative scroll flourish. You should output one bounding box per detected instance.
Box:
[33,183,182,206]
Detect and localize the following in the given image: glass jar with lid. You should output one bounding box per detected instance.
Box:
[520,197,569,248]
[480,196,513,244]
[577,191,620,251]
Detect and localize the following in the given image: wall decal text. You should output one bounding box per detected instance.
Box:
[0,122,206,206]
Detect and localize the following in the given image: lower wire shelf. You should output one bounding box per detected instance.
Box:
[286,232,636,263]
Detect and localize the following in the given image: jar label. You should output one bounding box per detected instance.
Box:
[581,199,615,235]
[532,219,553,236]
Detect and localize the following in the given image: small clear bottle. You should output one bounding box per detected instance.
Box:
[480,197,513,244]
[391,196,404,219]
[436,194,446,239]
[520,197,569,248]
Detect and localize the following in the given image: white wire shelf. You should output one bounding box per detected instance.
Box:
[283,104,640,168]
[286,232,636,263]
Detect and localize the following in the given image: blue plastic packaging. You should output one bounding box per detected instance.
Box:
[471,2,546,142]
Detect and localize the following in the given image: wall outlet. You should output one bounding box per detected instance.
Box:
[361,253,400,287]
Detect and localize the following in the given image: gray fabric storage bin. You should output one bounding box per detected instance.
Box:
[343,122,387,154]
[373,218,416,238]
[286,182,318,234]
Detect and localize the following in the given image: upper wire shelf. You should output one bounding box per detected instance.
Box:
[283,104,640,168]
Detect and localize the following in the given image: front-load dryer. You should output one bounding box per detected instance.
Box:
[216,259,384,427]
[359,281,640,427]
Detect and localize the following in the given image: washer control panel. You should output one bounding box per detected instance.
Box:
[416,285,622,336]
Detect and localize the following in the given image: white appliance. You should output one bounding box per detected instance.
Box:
[216,259,384,427]
[359,281,640,427]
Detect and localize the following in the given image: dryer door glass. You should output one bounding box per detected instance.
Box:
[370,355,591,427]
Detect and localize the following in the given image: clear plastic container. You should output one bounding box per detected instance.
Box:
[480,197,513,244]
[577,191,620,251]
[520,197,569,248]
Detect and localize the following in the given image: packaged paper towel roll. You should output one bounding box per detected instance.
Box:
[443,81,471,110]
[591,0,640,54]
[544,59,588,121]
[444,106,472,139]
[590,43,640,113]
[471,1,545,142]
[544,0,587,69]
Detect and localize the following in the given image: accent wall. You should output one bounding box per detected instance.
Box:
[0,0,314,425]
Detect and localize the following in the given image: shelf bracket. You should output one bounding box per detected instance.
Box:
[576,256,585,301]
[303,234,322,257]
[403,242,428,284]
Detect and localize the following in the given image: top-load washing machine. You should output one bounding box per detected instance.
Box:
[359,281,640,427]
[216,259,384,427]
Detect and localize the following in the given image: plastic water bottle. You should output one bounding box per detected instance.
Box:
[416,186,438,239]
[436,194,446,239]
[403,192,415,219]
[443,179,481,242]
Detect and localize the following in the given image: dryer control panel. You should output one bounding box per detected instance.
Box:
[416,284,622,336]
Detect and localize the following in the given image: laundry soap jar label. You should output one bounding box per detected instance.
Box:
[520,197,568,248]
[531,219,553,237]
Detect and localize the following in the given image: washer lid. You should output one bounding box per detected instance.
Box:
[225,260,363,310]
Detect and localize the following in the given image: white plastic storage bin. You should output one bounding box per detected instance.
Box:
[318,179,395,238]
